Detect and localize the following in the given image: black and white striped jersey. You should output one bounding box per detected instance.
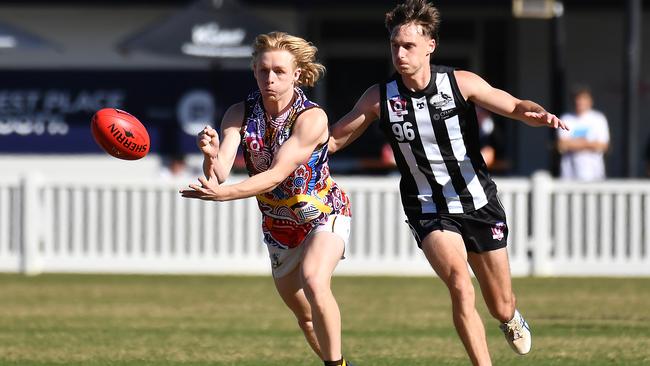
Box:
[379,65,498,216]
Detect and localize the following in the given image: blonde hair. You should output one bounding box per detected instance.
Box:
[252,32,325,87]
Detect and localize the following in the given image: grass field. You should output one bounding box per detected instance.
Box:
[1,274,649,366]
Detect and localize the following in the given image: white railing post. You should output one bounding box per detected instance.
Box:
[530,171,553,276]
[20,173,42,275]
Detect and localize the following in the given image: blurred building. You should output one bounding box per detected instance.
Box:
[0,0,648,176]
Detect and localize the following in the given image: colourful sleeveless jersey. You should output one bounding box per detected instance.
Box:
[241,87,351,249]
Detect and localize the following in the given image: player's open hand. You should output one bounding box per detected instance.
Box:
[524,111,569,130]
[197,126,220,158]
[180,175,224,201]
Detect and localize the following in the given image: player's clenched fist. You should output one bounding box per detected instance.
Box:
[197,126,219,158]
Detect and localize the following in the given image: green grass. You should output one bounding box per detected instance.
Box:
[1,274,649,365]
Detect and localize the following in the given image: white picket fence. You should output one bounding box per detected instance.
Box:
[1,172,649,276]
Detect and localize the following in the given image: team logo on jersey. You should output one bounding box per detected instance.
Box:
[294,203,322,222]
[432,108,459,121]
[245,133,264,152]
[491,222,506,241]
[388,96,409,116]
[429,92,452,108]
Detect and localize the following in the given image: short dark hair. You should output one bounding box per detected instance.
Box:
[571,84,592,99]
[385,0,441,43]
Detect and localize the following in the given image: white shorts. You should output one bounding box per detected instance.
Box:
[265,215,352,279]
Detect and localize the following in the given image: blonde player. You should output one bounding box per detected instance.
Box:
[180,32,354,366]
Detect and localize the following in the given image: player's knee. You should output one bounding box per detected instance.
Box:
[302,275,331,302]
[297,317,314,333]
[447,274,475,305]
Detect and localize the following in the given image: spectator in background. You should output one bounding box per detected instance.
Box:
[356,142,398,174]
[160,154,193,180]
[557,86,610,181]
[477,107,496,168]
[476,106,509,175]
[380,142,397,168]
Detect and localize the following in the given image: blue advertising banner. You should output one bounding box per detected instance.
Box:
[0,70,255,155]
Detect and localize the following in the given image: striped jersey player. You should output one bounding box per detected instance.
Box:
[328,0,568,364]
[380,64,497,217]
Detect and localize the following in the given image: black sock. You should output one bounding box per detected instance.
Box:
[323,359,344,366]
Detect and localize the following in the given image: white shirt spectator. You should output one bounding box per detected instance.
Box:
[557,110,609,181]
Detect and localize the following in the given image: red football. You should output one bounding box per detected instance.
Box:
[91,108,150,160]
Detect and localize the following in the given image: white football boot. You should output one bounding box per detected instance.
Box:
[499,309,532,355]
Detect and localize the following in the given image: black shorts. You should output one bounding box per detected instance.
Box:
[406,198,508,253]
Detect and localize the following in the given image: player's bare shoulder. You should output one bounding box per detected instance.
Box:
[359,83,381,119]
[221,101,246,130]
[295,107,329,137]
[453,69,491,101]
[287,107,329,146]
[362,84,381,106]
[299,106,328,125]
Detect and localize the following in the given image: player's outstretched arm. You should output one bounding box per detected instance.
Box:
[455,70,569,130]
[199,102,244,184]
[328,84,381,154]
[181,108,328,201]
